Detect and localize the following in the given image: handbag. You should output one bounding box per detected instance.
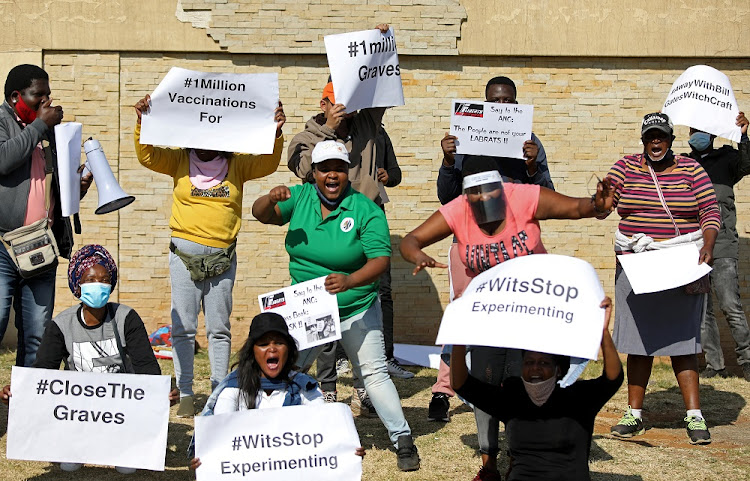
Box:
[0,141,60,279]
[646,159,711,295]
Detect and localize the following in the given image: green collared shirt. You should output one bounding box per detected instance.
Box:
[278,183,391,319]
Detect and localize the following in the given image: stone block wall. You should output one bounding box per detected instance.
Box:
[38,51,750,368]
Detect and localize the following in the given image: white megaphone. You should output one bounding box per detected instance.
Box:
[83,138,135,215]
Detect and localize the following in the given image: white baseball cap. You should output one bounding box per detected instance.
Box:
[311,140,350,164]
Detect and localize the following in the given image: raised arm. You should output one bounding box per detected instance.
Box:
[133,95,180,176]
[252,186,291,225]
[399,210,452,275]
[600,297,622,381]
[525,134,555,190]
[534,177,613,221]
[736,111,750,178]
[436,133,463,204]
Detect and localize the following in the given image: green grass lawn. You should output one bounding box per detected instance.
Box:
[1,348,748,480]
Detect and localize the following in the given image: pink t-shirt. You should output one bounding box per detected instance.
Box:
[23,142,52,226]
[439,183,546,277]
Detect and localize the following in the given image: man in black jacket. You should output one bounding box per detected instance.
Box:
[687,112,750,382]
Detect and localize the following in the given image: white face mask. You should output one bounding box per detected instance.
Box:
[646,150,668,163]
[522,376,557,406]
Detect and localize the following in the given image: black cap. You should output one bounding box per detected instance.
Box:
[641,112,673,136]
[248,312,290,344]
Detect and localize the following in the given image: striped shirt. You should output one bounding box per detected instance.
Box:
[606,154,720,241]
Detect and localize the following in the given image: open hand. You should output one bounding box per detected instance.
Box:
[411,252,448,275]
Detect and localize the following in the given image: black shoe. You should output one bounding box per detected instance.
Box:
[700,367,729,379]
[396,435,420,471]
[427,393,450,422]
[610,406,645,438]
[685,415,711,445]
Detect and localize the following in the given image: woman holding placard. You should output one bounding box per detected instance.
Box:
[601,113,719,445]
[400,156,613,480]
[449,297,622,481]
[134,94,286,418]
[252,140,420,472]
[188,311,365,468]
[1,244,172,475]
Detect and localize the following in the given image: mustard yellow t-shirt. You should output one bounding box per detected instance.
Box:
[134,122,283,248]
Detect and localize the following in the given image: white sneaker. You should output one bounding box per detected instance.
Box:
[115,466,137,474]
[60,463,83,472]
[387,358,415,379]
[336,357,351,376]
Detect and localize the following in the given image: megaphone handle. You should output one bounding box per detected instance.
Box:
[80,161,92,179]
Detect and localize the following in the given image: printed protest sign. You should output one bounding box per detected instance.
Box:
[258,276,341,350]
[6,367,170,471]
[324,27,404,113]
[662,65,742,142]
[195,403,362,481]
[436,254,605,360]
[54,122,82,217]
[616,244,712,295]
[141,67,279,153]
[450,100,533,159]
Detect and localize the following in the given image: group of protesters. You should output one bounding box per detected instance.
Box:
[1,20,749,480]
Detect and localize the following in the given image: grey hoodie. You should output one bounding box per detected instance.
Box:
[287,107,386,204]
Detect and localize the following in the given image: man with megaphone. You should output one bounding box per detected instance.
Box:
[0,64,92,368]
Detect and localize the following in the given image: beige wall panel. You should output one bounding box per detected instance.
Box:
[42,53,123,315]
[458,0,750,57]
[0,1,217,52]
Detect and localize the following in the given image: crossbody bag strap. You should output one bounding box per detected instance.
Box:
[108,304,135,374]
[42,140,54,214]
[645,157,680,237]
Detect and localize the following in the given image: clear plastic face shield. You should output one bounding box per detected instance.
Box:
[462,171,506,226]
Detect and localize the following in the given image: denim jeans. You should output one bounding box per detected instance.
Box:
[0,246,56,366]
[296,299,411,446]
[701,257,750,370]
[169,237,236,397]
[317,265,393,391]
[470,346,522,456]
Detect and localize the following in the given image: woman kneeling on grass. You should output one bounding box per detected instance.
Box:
[189,312,364,468]
[450,297,623,481]
[1,244,175,475]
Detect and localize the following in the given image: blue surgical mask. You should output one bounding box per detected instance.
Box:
[689,132,712,152]
[79,282,112,308]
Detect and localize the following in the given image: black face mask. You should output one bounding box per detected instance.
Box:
[314,182,350,209]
